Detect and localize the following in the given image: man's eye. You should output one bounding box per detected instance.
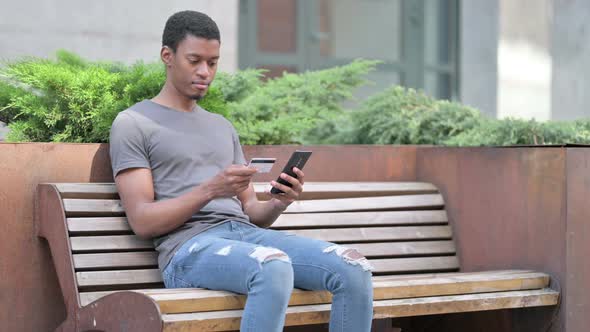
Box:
[209,62,218,67]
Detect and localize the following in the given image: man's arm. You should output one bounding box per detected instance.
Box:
[116,165,257,238]
[239,168,305,228]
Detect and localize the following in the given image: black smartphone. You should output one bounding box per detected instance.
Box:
[270,150,312,194]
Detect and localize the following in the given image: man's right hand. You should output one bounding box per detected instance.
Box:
[204,165,258,198]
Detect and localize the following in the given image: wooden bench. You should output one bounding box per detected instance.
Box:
[36,182,559,332]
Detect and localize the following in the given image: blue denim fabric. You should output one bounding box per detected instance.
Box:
[163,221,373,332]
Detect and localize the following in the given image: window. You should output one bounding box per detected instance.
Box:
[239,0,459,100]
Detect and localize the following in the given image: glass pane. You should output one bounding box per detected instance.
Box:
[425,72,452,100]
[315,0,402,62]
[425,0,453,66]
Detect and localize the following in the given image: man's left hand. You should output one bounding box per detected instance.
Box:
[268,167,305,210]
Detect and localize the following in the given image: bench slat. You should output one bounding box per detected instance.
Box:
[66,210,449,234]
[75,256,459,288]
[160,288,559,331]
[55,182,438,199]
[369,256,459,274]
[68,217,131,234]
[70,241,457,270]
[63,194,444,216]
[73,252,158,269]
[76,269,162,287]
[272,210,448,229]
[79,271,550,309]
[285,194,444,213]
[68,226,452,252]
[288,226,452,242]
[70,235,153,252]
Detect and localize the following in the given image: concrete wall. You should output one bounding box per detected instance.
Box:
[0,0,239,73]
[459,0,499,118]
[497,0,552,121]
[551,0,590,120]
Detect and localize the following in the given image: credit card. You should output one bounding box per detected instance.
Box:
[247,158,276,173]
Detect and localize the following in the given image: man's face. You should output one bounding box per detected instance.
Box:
[163,35,220,101]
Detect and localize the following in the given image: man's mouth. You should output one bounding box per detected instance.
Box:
[191,82,209,90]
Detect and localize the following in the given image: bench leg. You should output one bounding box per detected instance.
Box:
[372,319,402,332]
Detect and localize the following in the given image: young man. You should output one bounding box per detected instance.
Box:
[109,10,373,332]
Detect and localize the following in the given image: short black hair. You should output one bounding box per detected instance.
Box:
[162,10,220,52]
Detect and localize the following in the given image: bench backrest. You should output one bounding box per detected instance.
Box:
[52,182,457,305]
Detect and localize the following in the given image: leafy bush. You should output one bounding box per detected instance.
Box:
[446,118,590,146]
[332,86,483,145]
[1,51,588,146]
[223,60,379,144]
[0,51,377,144]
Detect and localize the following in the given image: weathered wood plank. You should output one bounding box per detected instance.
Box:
[66,210,449,234]
[288,226,452,242]
[70,235,154,252]
[68,241,456,271]
[73,252,158,269]
[68,217,131,234]
[161,288,559,331]
[368,256,460,274]
[284,195,444,213]
[55,182,438,200]
[79,271,551,309]
[63,194,444,216]
[271,210,448,229]
[63,199,124,216]
[76,269,162,287]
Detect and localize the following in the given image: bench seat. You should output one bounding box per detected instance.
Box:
[36,182,559,332]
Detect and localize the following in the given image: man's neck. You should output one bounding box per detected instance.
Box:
[151,81,197,113]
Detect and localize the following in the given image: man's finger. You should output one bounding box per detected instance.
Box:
[227,165,258,176]
[293,168,305,185]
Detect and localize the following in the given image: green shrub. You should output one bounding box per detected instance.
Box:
[332,86,483,144]
[447,118,590,146]
[1,51,588,146]
[0,51,377,144]
[224,59,379,144]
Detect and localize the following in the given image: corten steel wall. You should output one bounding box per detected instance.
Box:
[565,148,590,332]
[0,143,416,331]
[2,143,586,331]
[416,147,573,332]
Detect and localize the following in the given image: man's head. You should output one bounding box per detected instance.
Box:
[160,11,221,101]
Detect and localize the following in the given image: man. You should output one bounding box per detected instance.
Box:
[109,10,373,332]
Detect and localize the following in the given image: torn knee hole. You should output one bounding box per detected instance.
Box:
[323,245,374,272]
[249,246,291,264]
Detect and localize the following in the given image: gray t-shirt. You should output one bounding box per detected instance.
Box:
[109,99,252,270]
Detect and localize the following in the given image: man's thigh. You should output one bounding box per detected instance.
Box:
[243,227,372,290]
[163,234,289,294]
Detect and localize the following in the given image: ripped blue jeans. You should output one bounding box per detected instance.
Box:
[162,220,373,332]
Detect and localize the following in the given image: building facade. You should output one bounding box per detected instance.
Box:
[1,0,588,122]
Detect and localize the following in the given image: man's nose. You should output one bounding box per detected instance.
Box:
[196,62,209,78]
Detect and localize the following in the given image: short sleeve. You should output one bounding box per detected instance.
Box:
[109,112,151,177]
[231,125,247,165]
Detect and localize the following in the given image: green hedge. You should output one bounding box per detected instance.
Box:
[1,51,588,146]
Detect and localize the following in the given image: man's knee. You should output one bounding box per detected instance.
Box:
[323,245,374,272]
[248,246,294,293]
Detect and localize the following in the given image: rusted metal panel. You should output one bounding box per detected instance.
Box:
[0,143,113,332]
[416,147,567,332]
[243,145,417,182]
[0,143,416,331]
[565,148,590,332]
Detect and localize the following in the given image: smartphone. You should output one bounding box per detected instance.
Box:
[247,157,276,173]
[270,150,312,194]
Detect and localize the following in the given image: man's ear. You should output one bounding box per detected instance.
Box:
[161,46,173,67]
